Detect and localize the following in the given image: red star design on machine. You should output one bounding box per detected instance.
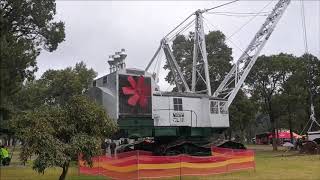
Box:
[122,76,151,109]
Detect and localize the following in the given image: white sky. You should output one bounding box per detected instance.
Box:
[36,0,320,90]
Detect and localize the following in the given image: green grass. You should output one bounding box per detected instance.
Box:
[181,150,320,180]
[0,166,106,180]
[1,146,106,180]
[1,145,319,180]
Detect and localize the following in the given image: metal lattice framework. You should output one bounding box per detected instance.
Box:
[161,38,191,92]
[213,0,291,107]
[192,10,211,95]
[146,0,292,108]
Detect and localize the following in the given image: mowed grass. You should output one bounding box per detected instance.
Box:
[180,149,320,180]
[0,166,105,180]
[0,147,106,180]
[1,145,320,180]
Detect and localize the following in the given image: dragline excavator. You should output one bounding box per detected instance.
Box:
[88,0,292,154]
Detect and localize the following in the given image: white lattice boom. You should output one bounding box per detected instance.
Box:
[213,0,291,107]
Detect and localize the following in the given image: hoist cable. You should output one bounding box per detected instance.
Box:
[202,0,240,13]
[201,0,273,60]
[300,0,309,54]
[206,13,268,17]
[202,17,247,58]
[299,0,320,133]
[164,12,194,39]
[226,0,274,40]
[164,0,241,40]
[168,19,195,42]
[207,11,271,15]
[168,19,194,41]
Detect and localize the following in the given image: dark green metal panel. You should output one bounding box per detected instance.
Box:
[191,127,227,137]
[154,127,178,136]
[118,117,154,138]
[118,117,153,129]
[117,117,227,138]
[191,127,211,136]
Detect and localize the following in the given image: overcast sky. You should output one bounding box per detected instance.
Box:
[36,0,320,90]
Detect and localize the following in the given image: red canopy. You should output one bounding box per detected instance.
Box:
[269,131,301,139]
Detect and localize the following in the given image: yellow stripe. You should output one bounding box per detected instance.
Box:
[84,156,254,173]
[100,164,138,172]
[139,157,254,169]
[139,162,181,170]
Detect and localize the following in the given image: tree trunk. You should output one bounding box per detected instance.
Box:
[268,99,278,151]
[288,111,294,144]
[59,161,70,180]
[276,120,279,145]
[227,129,232,141]
[270,120,278,151]
[240,127,246,144]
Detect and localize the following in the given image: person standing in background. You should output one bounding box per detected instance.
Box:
[110,140,116,157]
[0,145,10,166]
[105,140,110,155]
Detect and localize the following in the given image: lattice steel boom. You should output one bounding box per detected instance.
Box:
[213,0,291,107]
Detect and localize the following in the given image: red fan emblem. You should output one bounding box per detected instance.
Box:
[122,76,151,108]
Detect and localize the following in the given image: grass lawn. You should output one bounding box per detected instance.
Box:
[1,145,319,180]
[181,147,320,180]
[0,166,105,180]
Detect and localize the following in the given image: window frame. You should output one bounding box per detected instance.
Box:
[210,100,219,114]
[103,76,108,85]
[173,98,183,111]
[219,101,228,114]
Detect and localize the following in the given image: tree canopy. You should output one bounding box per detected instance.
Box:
[246,53,297,150]
[12,95,116,180]
[164,31,232,91]
[0,0,65,117]
[11,63,116,180]
[246,53,320,149]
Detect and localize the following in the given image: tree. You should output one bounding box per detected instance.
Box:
[12,95,117,180]
[164,31,232,91]
[229,90,257,143]
[272,54,320,142]
[278,58,308,142]
[246,53,296,150]
[39,62,97,106]
[300,54,320,125]
[11,62,96,110]
[11,62,116,180]
[0,0,65,124]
